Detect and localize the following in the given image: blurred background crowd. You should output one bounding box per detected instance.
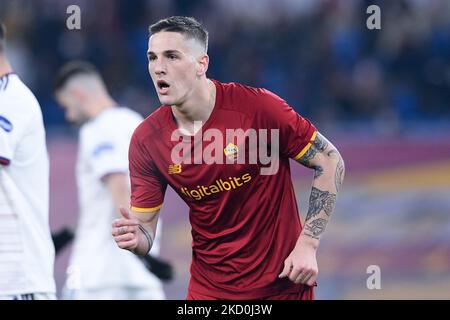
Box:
[1,0,449,131]
[1,0,449,299]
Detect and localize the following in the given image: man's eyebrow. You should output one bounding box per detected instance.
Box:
[163,50,182,55]
[147,50,182,56]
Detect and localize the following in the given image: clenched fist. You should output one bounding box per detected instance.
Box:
[278,237,318,286]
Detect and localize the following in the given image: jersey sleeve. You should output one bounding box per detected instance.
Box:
[82,127,129,181]
[0,116,14,166]
[0,130,13,165]
[128,131,167,213]
[254,89,317,160]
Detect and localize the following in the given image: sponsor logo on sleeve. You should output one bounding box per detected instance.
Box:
[0,116,13,132]
[92,143,114,157]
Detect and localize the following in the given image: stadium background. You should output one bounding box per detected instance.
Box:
[1,0,449,299]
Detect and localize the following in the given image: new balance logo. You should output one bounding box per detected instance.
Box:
[168,164,182,174]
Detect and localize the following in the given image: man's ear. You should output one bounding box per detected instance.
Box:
[71,86,87,102]
[196,54,209,76]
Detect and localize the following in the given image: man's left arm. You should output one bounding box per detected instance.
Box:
[279,131,345,285]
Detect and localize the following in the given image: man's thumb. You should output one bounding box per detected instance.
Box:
[119,207,131,219]
[278,259,292,278]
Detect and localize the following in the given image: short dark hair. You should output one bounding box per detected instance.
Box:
[0,21,6,52]
[149,16,208,52]
[53,61,100,92]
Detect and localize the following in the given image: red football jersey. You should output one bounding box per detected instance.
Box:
[129,80,317,299]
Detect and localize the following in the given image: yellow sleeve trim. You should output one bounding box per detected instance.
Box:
[293,131,318,161]
[130,203,163,213]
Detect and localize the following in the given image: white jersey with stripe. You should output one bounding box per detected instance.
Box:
[67,107,164,294]
[0,73,56,295]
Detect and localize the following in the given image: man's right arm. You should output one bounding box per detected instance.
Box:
[120,128,166,256]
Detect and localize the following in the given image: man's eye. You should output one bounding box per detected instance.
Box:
[168,54,177,60]
[148,56,156,61]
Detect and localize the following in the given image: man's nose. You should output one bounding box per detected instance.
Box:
[153,59,167,75]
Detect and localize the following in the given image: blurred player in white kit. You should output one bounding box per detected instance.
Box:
[54,61,166,300]
[0,21,56,300]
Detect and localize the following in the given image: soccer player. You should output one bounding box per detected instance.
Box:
[54,61,166,300]
[0,21,56,300]
[112,16,345,300]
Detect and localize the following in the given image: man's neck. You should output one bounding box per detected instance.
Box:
[0,55,13,77]
[171,78,216,133]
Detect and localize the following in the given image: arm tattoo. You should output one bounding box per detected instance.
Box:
[303,188,336,240]
[335,156,344,192]
[313,133,329,152]
[298,133,341,241]
[304,218,328,239]
[299,134,329,181]
[299,146,317,167]
[298,133,329,168]
[305,187,337,220]
[314,166,324,179]
[138,224,153,255]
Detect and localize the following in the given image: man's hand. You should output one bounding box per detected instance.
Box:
[112,207,149,256]
[278,237,318,286]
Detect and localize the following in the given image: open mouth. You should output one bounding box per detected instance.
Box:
[157,80,170,94]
